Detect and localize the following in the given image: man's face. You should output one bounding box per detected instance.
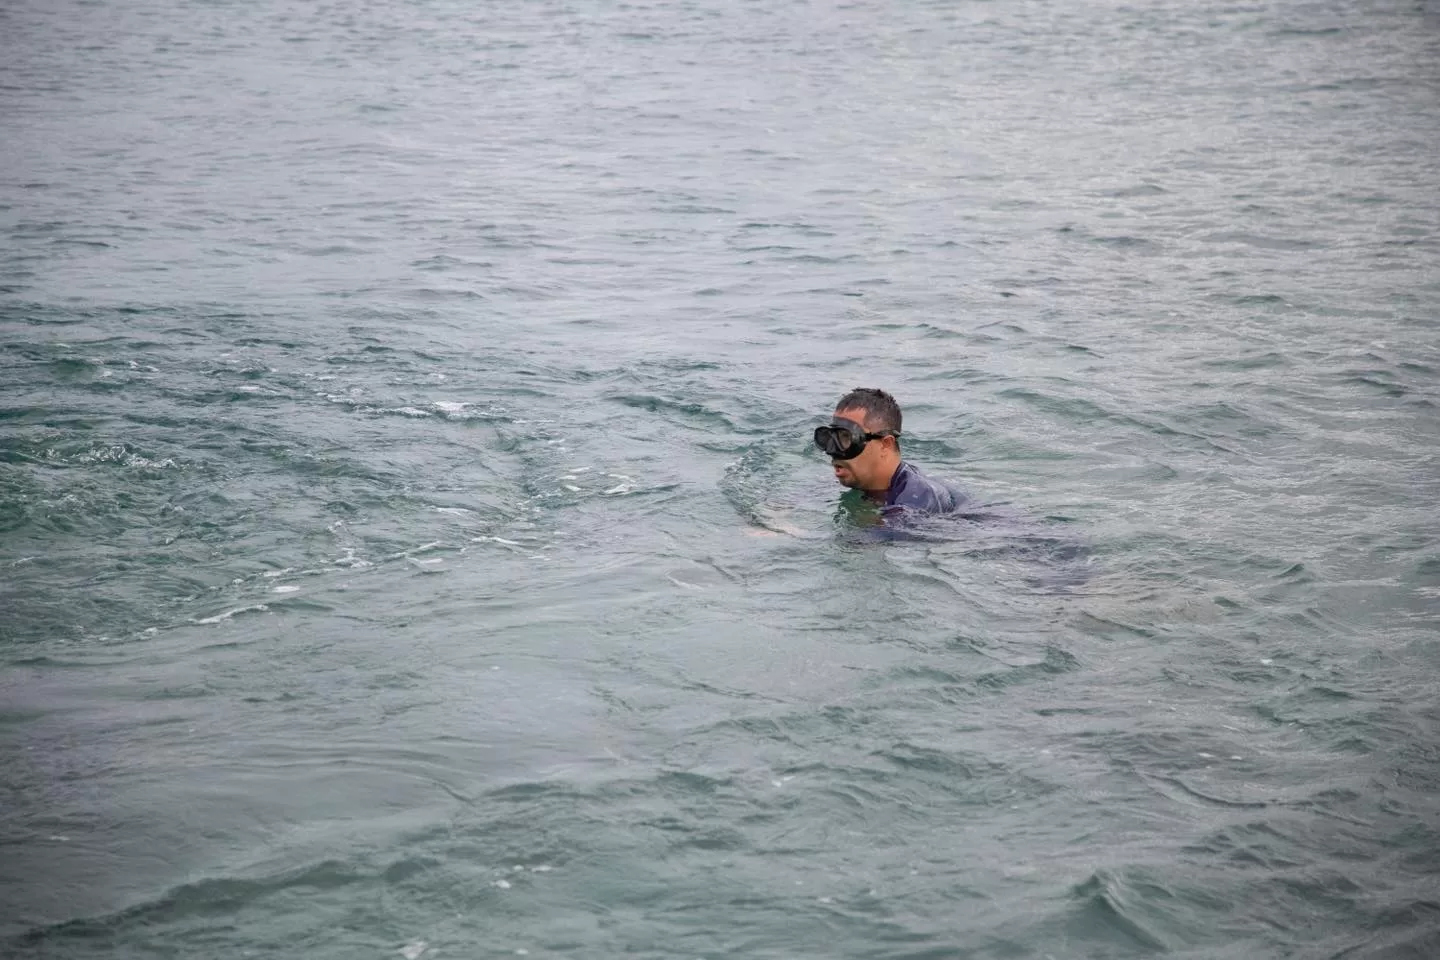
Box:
[829,406,889,491]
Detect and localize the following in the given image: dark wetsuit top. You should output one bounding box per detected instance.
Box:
[858,464,1089,585]
[879,461,969,516]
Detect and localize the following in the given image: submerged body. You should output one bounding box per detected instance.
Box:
[835,461,993,536]
[876,460,969,517]
[838,476,1091,584]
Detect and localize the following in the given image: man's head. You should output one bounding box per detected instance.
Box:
[819,387,903,494]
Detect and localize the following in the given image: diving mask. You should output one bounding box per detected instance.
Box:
[813,417,899,460]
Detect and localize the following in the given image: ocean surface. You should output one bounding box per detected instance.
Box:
[3,0,1439,956]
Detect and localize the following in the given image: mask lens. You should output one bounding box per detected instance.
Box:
[814,424,864,460]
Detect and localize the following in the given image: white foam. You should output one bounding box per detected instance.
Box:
[126,454,176,470]
[474,536,523,547]
[271,585,300,594]
[603,484,630,495]
[434,401,467,415]
[193,604,269,625]
[399,942,428,960]
[563,484,582,492]
[386,541,444,560]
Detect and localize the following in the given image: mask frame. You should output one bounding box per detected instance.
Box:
[814,417,899,460]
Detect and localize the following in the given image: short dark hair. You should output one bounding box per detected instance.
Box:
[835,387,902,435]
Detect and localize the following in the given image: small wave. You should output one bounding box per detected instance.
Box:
[473,536,524,547]
[43,444,177,471]
[1070,869,1174,951]
[12,857,370,946]
[331,549,373,569]
[192,604,269,625]
[609,393,741,432]
[1270,26,1344,37]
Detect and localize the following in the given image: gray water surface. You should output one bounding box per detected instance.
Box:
[3,0,1440,957]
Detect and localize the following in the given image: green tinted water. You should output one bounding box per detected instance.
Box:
[3,0,1439,956]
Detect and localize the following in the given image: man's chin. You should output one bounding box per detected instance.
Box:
[833,472,860,488]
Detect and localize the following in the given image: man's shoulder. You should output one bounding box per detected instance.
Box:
[885,461,967,514]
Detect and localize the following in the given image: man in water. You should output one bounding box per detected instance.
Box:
[815,387,968,516]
